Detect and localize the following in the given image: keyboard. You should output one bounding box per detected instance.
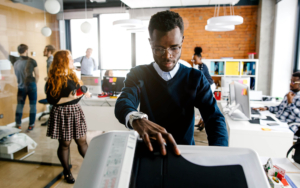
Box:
[251,109,261,115]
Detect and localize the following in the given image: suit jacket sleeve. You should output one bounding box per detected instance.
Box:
[115,67,142,125]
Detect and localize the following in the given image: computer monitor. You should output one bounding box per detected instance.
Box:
[102,76,125,96]
[229,82,236,105]
[233,81,251,119]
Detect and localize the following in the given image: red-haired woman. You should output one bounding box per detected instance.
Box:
[46,50,90,184]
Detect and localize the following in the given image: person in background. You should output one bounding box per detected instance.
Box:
[115,10,228,156]
[101,70,114,96]
[46,50,91,184]
[74,48,97,76]
[44,45,56,75]
[42,45,56,126]
[14,44,39,131]
[104,70,113,77]
[192,46,215,131]
[253,72,300,140]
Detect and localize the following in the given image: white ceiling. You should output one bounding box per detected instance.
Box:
[121,0,240,8]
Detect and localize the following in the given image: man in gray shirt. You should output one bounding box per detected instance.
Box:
[43,45,56,74]
[14,44,39,131]
[74,48,97,76]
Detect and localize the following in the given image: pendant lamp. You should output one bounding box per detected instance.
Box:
[205,4,243,32]
[205,25,235,32]
[127,26,147,33]
[81,0,91,33]
[41,26,52,37]
[113,19,143,29]
[44,0,61,14]
[41,1,52,37]
[207,15,243,26]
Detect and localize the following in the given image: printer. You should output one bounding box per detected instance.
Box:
[74,131,269,188]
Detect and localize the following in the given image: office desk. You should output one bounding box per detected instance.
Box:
[80,96,127,131]
[218,102,294,158]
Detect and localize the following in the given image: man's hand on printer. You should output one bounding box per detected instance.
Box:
[132,119,181,156]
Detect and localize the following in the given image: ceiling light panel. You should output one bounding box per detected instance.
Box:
[121,0,240,8]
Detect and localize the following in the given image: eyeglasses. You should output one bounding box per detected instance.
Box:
[152,46,182,56]
[291,81,300,85]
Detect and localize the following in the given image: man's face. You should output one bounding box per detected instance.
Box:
[290,76,300,92]
[43,47,48,56]
[86,49,92,57]
[149,27,184,72]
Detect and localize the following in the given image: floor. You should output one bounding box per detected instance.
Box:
[0,116,208,188]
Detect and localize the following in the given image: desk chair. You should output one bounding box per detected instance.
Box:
[38,99,50,126]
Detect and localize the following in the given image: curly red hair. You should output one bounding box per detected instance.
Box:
[47,50,82,98]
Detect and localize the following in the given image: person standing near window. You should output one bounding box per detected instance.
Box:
[42,45,56,126]
[74,48,97,76]
[192,47,216,131]
[14,44,39,131]
[43,45,56,74]
[46,50,90,184]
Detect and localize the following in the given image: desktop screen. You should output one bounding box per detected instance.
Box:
[102,77,125,95]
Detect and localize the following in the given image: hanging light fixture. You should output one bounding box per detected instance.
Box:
[127,26,147,33]
[113,3,143,29]
[81,0,92,33]
[41,1,52,37]
[207,4,243,27]
[44,0,61,14]
[205,25,235,32]
[114,19,143,29]
[208,15,243,26]
[41,26,52,37]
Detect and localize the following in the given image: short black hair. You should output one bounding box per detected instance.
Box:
[194,47,203,57]
[293,72,300,79]
[18,44,28,54]
[148,10,184,38]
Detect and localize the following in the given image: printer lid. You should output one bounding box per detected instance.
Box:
[75,131,269,188]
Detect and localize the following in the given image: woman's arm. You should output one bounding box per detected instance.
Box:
[57,91,83,105]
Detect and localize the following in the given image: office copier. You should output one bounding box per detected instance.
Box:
[74,131,269,188]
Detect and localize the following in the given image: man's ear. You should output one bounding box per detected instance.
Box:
[182,36,185,43]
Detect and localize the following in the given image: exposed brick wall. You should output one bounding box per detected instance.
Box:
[171,6,258,64]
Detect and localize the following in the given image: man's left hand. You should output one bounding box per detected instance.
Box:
[287,92,295,104]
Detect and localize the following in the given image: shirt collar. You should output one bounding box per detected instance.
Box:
[153,62,180,79]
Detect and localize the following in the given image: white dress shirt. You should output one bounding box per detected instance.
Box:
[125,62,180,128]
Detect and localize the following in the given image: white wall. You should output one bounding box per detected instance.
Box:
[271,0,298,97]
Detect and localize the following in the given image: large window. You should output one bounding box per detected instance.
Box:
[70,18,99,71]
[100,13,132,70]
[70,18,99,78]
[136,32,154,66]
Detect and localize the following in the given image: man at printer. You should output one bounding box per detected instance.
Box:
[253,72,300,140]
[115,10,228,156]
